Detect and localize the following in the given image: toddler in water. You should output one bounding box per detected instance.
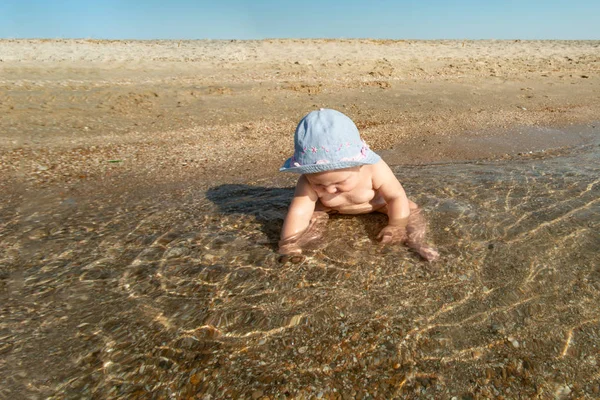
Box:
[279,109,439,261]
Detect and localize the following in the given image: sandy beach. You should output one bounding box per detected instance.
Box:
[1,39,599,190]
[1,40,600,398]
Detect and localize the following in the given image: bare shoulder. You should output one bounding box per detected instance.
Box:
[294,175,318,200]
[370,160,400,190]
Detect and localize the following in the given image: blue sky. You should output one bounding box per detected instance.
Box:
[1,0,598,40]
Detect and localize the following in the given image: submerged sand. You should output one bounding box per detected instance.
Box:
[1,39,600,398]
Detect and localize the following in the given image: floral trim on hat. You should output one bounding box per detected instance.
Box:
[291,142,370,167]
[299,142,363,155]
[340,144,369,162]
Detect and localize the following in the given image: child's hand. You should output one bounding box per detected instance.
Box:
[377,225,408,244]
[411,244,440,262]
[278,241,302,255]
[278,210,329,263]
[278,253,305,264]
[277,242,305,264]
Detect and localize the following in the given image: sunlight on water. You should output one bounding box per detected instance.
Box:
[1,142,599,398]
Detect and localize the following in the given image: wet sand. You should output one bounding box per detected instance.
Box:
[1,39,600,398]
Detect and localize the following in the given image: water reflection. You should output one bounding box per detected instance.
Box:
[1,143,599,398]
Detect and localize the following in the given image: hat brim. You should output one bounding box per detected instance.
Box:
[279,151,382,174]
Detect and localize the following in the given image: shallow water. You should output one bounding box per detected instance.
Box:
[1,141,600,398]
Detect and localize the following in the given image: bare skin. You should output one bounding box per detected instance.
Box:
[279,161,439,261]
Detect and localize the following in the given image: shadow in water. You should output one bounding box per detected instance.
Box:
[206,184,295,249]
[205,184,390,249]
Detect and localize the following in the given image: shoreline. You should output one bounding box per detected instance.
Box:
[1,39,599,191]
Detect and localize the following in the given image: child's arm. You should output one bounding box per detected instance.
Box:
[372,161,439,261]
[279,176,318,254]
[372,161,411,244]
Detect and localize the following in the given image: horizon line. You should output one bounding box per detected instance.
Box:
[2,37,599,42]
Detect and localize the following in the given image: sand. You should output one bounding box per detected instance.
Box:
[1,40,600,398]
[1,39,599,191]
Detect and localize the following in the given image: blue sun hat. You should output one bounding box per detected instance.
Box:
[280,109,381,174]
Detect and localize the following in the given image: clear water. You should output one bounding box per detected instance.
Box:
[1,142,599,398]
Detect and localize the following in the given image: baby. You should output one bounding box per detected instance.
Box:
[279,108,439,262]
